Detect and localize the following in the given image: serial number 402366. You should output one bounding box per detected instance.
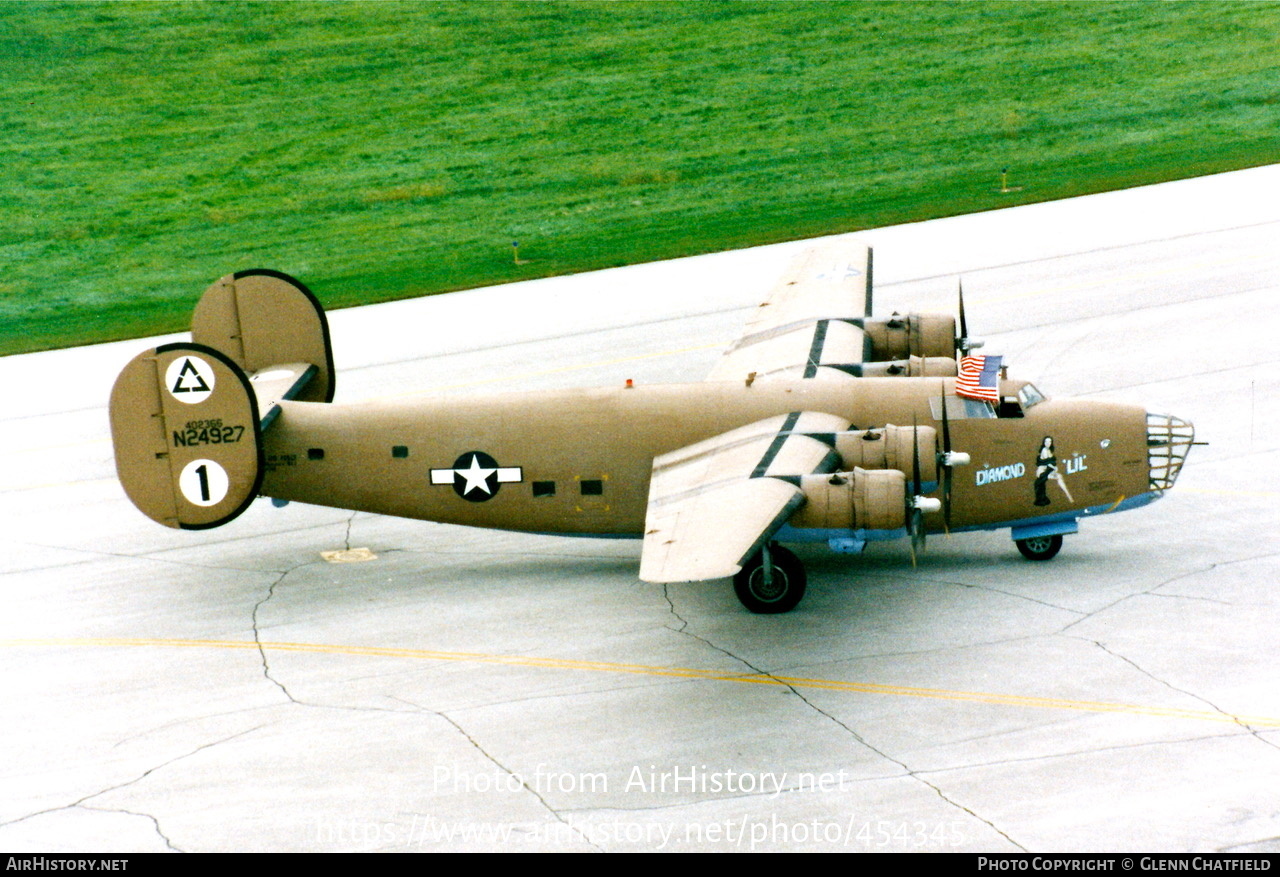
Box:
[173,420,245,447]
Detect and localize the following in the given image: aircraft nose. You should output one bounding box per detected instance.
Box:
[1146,412,1195,491]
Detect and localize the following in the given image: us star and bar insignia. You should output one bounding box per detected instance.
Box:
[430,451,523,502]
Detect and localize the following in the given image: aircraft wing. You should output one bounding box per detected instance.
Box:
[706,242,872,383]
[639,411,850,583]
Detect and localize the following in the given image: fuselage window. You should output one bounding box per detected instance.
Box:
[1019,384,1046,410]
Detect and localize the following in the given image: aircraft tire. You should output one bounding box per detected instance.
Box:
[1016,534,1063,561]
[734,544,806,614]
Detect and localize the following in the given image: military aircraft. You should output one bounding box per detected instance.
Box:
[108,243,1195,613]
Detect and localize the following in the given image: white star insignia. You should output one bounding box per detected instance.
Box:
[457,454,497,495]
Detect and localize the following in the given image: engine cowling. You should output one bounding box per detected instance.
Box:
[856,355,957,378]
[834,425,938,484]
[863,313,956,360]
[789,468,908,531]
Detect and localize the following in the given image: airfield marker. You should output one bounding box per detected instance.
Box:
[999,167,1023,194]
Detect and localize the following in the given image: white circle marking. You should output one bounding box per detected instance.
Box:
[179,459,229,507]
[166,355,216,404]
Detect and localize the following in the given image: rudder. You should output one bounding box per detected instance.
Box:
[109,343,264,529]
[191,269,335,403]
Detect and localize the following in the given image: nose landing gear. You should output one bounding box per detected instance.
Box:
[1016,533,1063,561]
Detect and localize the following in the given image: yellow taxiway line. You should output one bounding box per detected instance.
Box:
[7,636,1279,729]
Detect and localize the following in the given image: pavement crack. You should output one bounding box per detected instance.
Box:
[391,696,604,851]
[81,805,182,852]
[777,673,1026,852]
[0,726,263,831]
[661,584,688,632]
[939,577,1087,615]
[1080,637,1280,755]
[344,512,358,551]
[252,566,305,704]
[665,626,1027,851]
[665,620,762,676]
[1059,551,1280,637]
[1145,591,1233,606]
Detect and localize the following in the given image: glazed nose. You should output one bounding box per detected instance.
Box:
[1146,413,1194,491]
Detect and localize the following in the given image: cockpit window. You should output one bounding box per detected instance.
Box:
[929,395,996,420]
[1019,384,1045,410]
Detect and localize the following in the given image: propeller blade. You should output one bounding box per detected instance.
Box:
[956,278,984,356]
[911,416,922,498]
[864,247,874,319]
[909,508,924,567]
[943,465,953,535]
[940,383,952,453]
[909,418,930,564]
[908,420,920,566]
[940,387,952,534]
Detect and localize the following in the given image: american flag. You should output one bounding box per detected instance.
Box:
[955,354,1003,402]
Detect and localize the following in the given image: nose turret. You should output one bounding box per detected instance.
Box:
[1146,413,1195,491]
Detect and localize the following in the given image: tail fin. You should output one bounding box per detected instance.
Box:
[110,268,332,528]
[191,269,335,403]
[110,343,265,529]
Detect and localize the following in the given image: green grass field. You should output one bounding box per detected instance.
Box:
[3,1,1279,355]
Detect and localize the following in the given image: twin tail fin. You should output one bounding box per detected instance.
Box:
[108,269,331,529]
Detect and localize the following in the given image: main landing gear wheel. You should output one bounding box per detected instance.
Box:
[734,544,806,614]
[1016,534,1063,561]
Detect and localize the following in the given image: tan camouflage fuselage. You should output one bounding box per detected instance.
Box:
[260,378,1154,537]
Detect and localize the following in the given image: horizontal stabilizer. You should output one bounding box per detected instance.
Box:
[248,362,317,430]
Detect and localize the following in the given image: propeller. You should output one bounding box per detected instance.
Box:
[935,386,971,534]
[863,246,874,319]
[909,419,924,566]
[955,280,984,358]
[941,390,953,532]
[907,418,941,566]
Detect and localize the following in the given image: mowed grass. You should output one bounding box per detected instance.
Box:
[3,2,1279,354]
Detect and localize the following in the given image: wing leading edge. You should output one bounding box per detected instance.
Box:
[639,411,850,583]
